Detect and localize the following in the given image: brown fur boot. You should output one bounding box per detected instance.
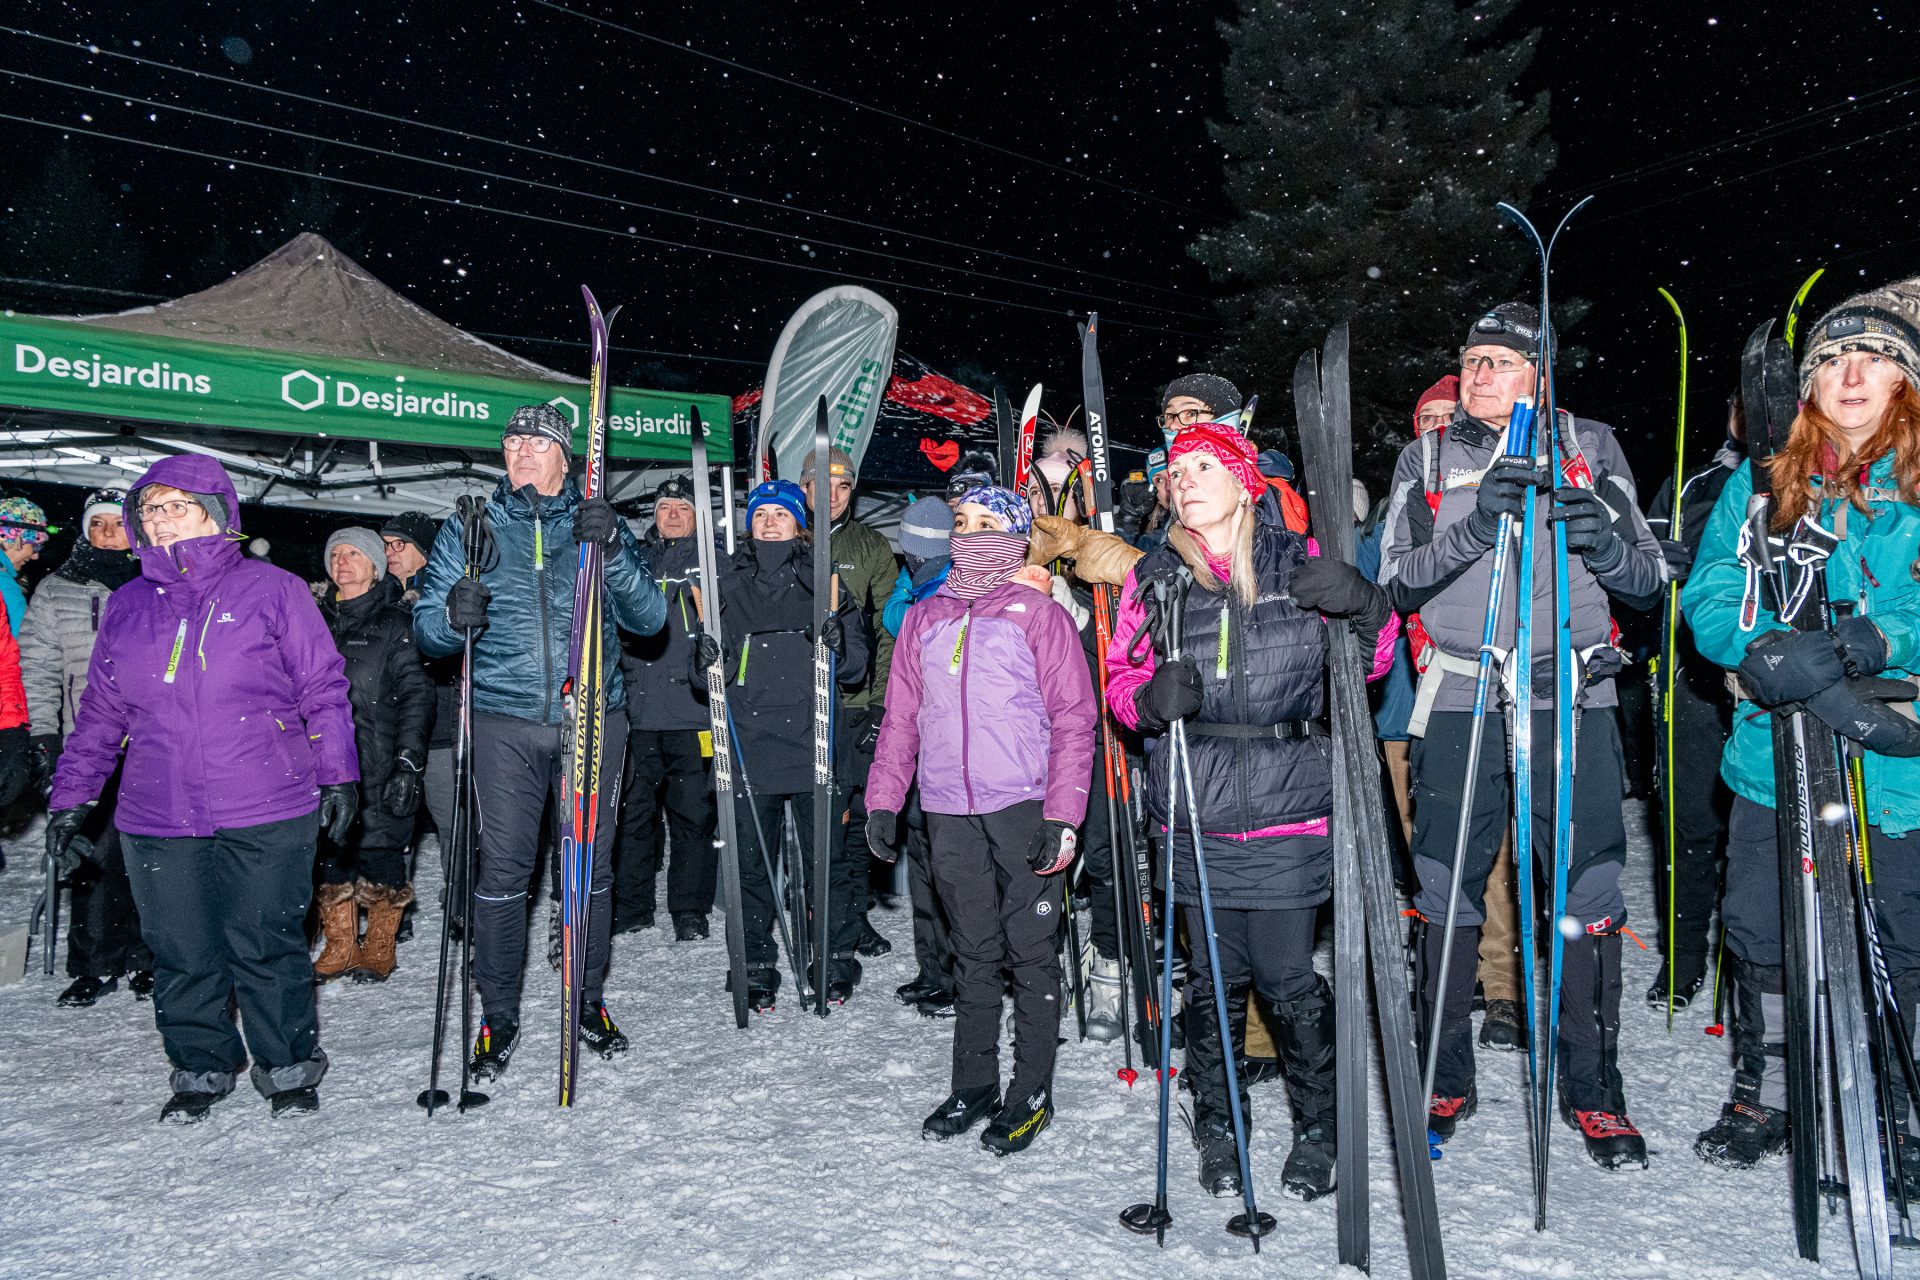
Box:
[312,881,361,982]
[351,881,415,983]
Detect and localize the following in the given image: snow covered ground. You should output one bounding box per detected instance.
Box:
[0,801,1862,1279]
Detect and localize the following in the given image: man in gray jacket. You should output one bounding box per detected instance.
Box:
[1377,302,1664,1170]
[21,488,150,1007]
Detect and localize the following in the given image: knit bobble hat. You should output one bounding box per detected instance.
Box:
[1798,276,1920,397]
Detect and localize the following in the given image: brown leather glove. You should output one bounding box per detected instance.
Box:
[1027,514,1083,567]
[1072,529,1145,587]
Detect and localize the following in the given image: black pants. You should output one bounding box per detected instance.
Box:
[844,704,889,913]
[927,801,1060,1098]
[613,727,717,923]
[317,787,413,888]
[471,709,627,1023]
[1652,654,1732,967]
[903,789,953,992]
[122,812,328,1098]
[1183,904,1330,1124]
[67,818,151,979]
[1080,763,1120,960]
[732,788,862,976]
[1410,706,1628,930]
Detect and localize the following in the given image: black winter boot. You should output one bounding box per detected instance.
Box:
[1695,957,1791,1168]
[1557,929,1647,1170]
[1415,919,1481,1145]
[922,1084,1000,1140]
[1184,980,1252,1193]
[1273,980,1338,1201]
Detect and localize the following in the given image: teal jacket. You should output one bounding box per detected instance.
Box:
[1682,454,1920,836]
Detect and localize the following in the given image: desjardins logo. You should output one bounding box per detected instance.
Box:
[281,370,491,421]
[13,342,212,395]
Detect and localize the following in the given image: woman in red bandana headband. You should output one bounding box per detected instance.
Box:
[1103,421,1396,1203]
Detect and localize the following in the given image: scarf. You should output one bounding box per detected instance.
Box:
[946,530,1030,600]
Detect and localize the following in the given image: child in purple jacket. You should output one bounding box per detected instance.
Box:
[864,485,1097,1155]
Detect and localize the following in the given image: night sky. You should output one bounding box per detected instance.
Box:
[3,0,1917,494]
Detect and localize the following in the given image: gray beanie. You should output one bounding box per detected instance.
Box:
[898,497,953,562]
[1799,276,1920,397]
[325,526,387,581]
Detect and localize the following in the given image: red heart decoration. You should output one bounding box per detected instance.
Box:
[919,438,960,471]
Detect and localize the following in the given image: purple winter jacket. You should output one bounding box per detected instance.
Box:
[49,455,358,837]
[866,577,1095,826]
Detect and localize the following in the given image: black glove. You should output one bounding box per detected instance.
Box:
[446,578,491,632]
[1464,456,1539,545]
[45,801,97,878]
[1550,486,1627,574]
[1135,656,1203,732]
[692,633,725,689]
[0,725,26,810]
[1834,614,1890,678]
[1288,557,1380,618]
[817,613,845,652]
[865,809,901,863]
[1805,677,1920,757]
[318,782,359,844]
[1738,628,1846,709]
[383,752,424,817]
[574,497,621,546]
[1026,820,1079,875]
[28,732,59,798]
[1659,539,1695,584]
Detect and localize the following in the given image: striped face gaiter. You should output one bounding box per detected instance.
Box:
[946,530,1030,600]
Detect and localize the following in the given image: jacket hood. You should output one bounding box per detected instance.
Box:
[124,454,244,547]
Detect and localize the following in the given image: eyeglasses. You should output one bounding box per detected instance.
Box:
[1458,352,1529,375]
[1416,411,1453,428]
[503,434,557,454]
[136,499,203,521]
[1159,407,1208,429]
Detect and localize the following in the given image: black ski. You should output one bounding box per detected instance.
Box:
[1079,313,1159,1079]
[1296,324,1446,1279]
[810,398,836,1017]
[690,407,752,1029]
[995,386,1017,487]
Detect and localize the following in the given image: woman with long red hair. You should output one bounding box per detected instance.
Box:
[1683,277,1920,1174]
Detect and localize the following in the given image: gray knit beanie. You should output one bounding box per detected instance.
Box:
[1799,276,1920,397]
[325,527,387,581]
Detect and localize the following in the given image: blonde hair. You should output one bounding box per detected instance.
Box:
[1167,501,1257,608]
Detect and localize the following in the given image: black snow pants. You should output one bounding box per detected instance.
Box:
[731,787,863,983]
[121,811,328,1098]
[613,727,717,924]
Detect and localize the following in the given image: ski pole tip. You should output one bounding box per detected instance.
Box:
[1117,1067,1138,1089]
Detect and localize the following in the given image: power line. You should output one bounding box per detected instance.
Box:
[0,25,1200,303]
[1561,71,1920,201]
[523,0,1191,213]
[3,67,1217,324]
[1,111,1222,340]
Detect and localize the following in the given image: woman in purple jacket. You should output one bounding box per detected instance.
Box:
[46,456,359,1124]
[864,485,1097,1156]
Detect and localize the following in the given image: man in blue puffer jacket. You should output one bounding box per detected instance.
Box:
[414,404,666,1081]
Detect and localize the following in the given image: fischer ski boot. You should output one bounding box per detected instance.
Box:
[1694,1099,1789,1168]
[922,1085,1001,1141]
[981,1083,1052,1156]
[578,1000,630,1059]
[469,1015,519,1082]
[1085,954,1124,1043]
[1426,1085,1478,1143]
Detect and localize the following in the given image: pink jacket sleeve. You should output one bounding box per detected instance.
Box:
[1105,568,1155,731]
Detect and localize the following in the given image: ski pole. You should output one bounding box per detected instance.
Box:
[1120,578,1184,1245]
[1163,569,1274,1248]
[1655,285,1688,1035]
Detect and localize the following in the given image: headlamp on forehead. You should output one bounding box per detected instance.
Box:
[1824,314,1868,340]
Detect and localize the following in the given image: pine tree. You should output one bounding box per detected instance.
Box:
[1193,0,1557,482]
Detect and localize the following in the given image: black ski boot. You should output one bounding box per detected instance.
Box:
[270,1086,320,1118]
[671,912,708,942]
[1695,1099,1789,1168]
[1644,953,1708,1009]
[821,954,861,1006]
[922,1084,1000,1141]
[160,1090,224,1124]
[981,1082,1052,1155]
[1478,998,1528,1051]
[578,1000,630,1058]
[1275,980,1338,1202]
[1194,1113,1243,1196]
[1558,929,1648,1170]
[470,1015,519,1082]
[731,966,779,1012]
[856,917,892,957]
[129,969,155,1000]
[1416,918,1481,1144]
